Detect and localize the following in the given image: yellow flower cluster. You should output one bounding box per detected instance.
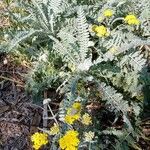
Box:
[98,9,113,22]
[124,14,140,25]
[93,11,140,38]
[92,25,109,37]
[84,131,95,142]
[65,102,81,124]
[81,113,92,125]
[31,132,48,150]
[59,130,80,150]
[103,9,113,17]
[49,123,59,135]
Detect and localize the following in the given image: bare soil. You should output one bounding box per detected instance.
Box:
[0,53,42,150]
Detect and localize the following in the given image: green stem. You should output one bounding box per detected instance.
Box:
[111,17,124,26]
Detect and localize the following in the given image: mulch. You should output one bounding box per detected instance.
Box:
[0,53,43,150]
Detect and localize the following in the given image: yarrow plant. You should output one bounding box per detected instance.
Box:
[2,0,150,149]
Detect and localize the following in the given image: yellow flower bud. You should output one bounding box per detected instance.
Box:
[103,9,113,17]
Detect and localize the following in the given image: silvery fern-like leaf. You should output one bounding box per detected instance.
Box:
[32,0,49,24]
[140,9,150,37]
[99,82,133,131]
[102,129,124,137]
[77,6,89,62]
[121,72,142,97]
[119,38,150,53]
[131,0,150,36]
[49,0,66,15]
[57,27,77,45]
[49,35,79,63]
[134,0,150,12]
[129,51,146,71]
[103,31,136,52]
[58,107,65,122]
[131,102,141,117]
[25,1,56,33]
[57,28,80,62]
[8,30,38,52]
[120,51,146,72]
[32,1,53,31]
[98,82,129,113]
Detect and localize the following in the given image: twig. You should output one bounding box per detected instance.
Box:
[43,91,48,128]
[0,75,24,87]
[49,101,60,106]
[56,78,69,93]
[110,17,124,26]
[37,127,50,134]
[47,104,58,125]
[25,103,44,110]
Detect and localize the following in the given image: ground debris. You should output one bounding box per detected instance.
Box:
[0,54,42,150]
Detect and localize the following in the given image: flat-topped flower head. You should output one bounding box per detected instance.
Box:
[103,9,113,17]
[84,131,95,142]
[72,102,81,110]
[124,14,140,25]
[81,113,92,125]
[59,130,80,150]
[65,102,81,124]
[49,123,59,135]
[65,114,80,124]
[31,132,48,150]
[95,25,110,37]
